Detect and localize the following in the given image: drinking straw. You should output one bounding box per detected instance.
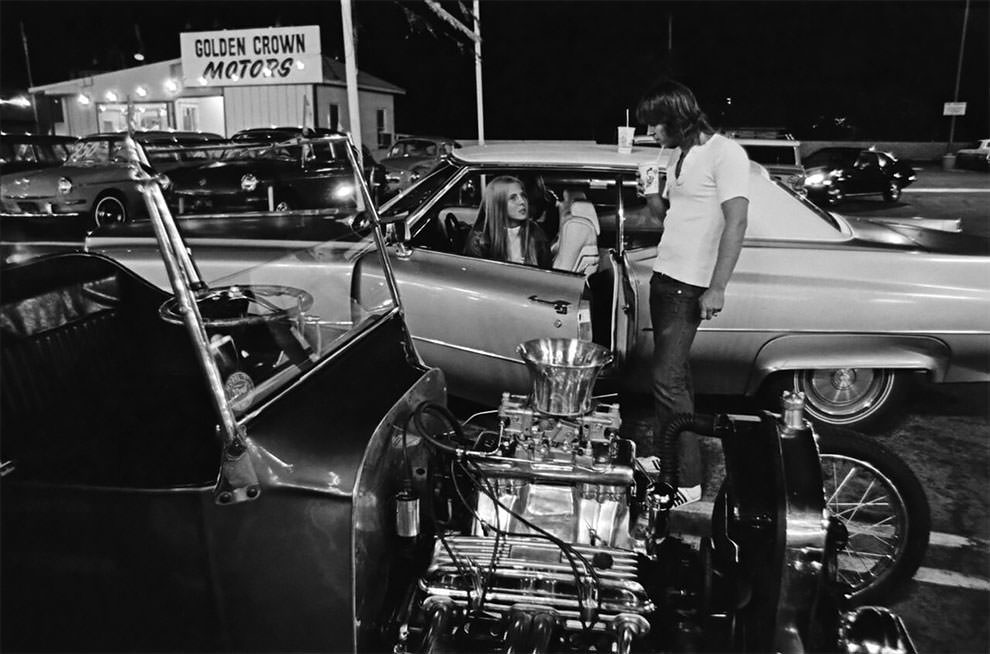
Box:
[625,109,630,127]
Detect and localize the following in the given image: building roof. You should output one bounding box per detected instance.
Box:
[30,57,404,96]
[321,58,404,95]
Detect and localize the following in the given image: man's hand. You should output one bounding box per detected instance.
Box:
[699,286,725,320]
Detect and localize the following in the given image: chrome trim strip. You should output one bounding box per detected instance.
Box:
[411,334,523,363]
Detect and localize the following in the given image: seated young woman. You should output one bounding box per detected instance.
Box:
[463,175,551,268]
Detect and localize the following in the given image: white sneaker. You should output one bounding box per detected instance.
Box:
[672,484,702,508]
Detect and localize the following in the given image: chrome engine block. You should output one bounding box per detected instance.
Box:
[417,393,654,642]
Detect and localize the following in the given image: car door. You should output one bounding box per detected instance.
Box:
[389,249,589,404]
[384,165,635,404]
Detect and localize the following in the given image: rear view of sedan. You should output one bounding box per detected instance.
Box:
[166,137,361,214]
[803,147,916,205]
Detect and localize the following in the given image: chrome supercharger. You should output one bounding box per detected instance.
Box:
[387,338,915,654]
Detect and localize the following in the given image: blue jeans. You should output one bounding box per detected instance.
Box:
[648,272,703,487]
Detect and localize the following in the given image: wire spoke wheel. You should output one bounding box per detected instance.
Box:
[822,455,902,591]
[817,428,930,604]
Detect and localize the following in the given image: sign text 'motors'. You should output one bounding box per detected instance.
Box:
[180,25,322,87]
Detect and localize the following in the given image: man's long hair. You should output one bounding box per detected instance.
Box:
[635,79,713,147]
[483,175,539,264]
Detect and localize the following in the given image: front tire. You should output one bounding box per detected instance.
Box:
[767,369,910,432]
[92,194,127,227]
[816,427,930,604]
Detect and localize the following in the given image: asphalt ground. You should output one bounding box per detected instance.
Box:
[834,163,990,238]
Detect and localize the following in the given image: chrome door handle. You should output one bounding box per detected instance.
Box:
[528,295,570,315]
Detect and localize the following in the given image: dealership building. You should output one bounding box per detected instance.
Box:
[27,25,404,148]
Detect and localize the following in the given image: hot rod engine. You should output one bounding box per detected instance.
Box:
[385,339,915,654]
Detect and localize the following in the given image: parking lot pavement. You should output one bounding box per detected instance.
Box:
[832,165,990,238]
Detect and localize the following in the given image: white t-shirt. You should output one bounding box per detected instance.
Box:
[652,133,749,287]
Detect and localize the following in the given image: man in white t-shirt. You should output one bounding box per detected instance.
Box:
[635,80,749,507]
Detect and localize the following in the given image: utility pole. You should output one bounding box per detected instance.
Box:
[423,0,484,145]
[19,21,40,132]
[340,0,363,167]
[948,0,970,152]
[473,0,484,145]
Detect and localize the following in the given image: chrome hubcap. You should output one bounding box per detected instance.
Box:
[95,198,125,225]
[798,368,893,423]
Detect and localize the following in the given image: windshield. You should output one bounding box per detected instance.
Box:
[67,138,143,165]
[380,161,460,219]
[142,140,397,420]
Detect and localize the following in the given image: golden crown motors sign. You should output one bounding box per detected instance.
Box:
[180,25,322,86]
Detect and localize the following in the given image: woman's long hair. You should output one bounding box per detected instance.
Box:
[482,175,539,264]
[635,79,713,148]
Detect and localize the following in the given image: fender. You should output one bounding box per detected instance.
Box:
[746,333,951,395]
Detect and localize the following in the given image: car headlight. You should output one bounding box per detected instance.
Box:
[57,177,73,195]
[409,171,422,182]
[804,172,826,186]
[241,174,259,192]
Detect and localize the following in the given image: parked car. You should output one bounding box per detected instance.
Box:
[0,132,78,175]
[2,143,917,652]
[0,132,172,226]
[380,135,461,196]
[232,127,386,193]
[165,135,384,214]
[86,142,990,432]
[802,147,916,205]
[954,138,990,170]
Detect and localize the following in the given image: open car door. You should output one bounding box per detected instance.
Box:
[381,248,590,405]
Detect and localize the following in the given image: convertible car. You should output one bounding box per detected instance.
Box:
[2,138,917,652]
[88,142,989,432]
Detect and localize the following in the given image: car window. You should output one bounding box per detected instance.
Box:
[379,161,460,220]
[67,140,111,164]
[15,143,37,162]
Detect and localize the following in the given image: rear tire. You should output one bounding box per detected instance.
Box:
[816,427,930,604]
[765,369,910,433]
[882,181,901,202]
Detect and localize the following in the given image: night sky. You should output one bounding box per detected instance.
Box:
[2,0,987,142]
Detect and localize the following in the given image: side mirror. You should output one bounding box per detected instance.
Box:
[386,218,409,245]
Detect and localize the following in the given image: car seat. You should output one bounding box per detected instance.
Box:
[553,200,600,274]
